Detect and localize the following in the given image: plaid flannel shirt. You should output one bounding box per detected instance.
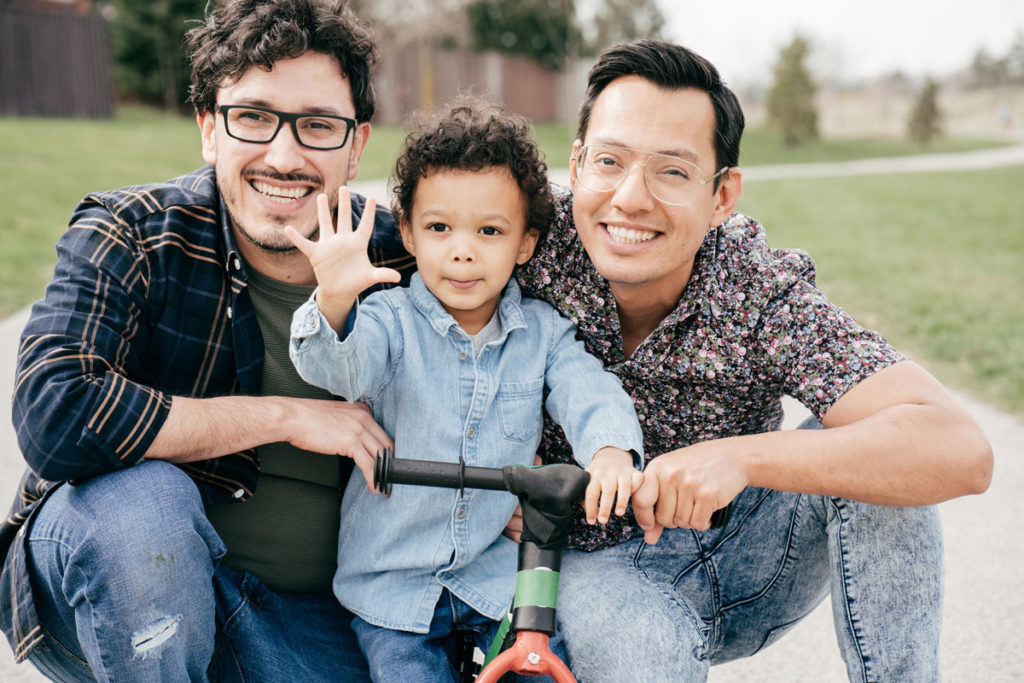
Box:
[1,165,414,662]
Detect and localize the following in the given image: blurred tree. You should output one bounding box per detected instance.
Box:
[967,47,1009,89]
[907,78,943,145]
[465,0,665,70]
[586,0,664,54]
[765,35,818,146]
[101,0,206,111]
[467,0,580,70]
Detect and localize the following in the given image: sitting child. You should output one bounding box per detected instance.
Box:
[287,98,643,682]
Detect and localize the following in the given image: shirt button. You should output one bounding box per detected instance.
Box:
[234,258,242,270]
[232,488,245,499]
[456,508,467,519]
[467,428,475,439]
[458,351,468,360]
[227,306,233,319]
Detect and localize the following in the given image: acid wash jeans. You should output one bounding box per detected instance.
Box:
[555,483,944,683]
[22,460,370,682]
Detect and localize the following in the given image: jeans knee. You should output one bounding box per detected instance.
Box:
[32,460,225,603]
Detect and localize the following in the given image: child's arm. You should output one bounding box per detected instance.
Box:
[285,187,401,334]
[584,447,644,525]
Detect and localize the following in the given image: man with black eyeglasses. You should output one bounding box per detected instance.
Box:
[515,40,993,681]
[1,1,414,679]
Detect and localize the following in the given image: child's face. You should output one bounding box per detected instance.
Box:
[400,167,538,335]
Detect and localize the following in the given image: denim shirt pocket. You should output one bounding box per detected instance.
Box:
[496,377,544,443]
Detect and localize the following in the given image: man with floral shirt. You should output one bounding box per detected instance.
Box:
[517,39,993,681]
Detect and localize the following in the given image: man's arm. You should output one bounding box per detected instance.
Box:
[146,394,391,486]
[633,361,992,541]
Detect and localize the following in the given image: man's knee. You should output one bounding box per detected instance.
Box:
[29,460,225,605]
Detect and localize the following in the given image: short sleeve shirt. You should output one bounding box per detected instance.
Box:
[517,187,904,551]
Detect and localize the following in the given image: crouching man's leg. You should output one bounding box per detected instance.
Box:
[827,498,944,682]
[25,460,223,681]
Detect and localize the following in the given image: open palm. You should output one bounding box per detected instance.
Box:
[286,188,401,303]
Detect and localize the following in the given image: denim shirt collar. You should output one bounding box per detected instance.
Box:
[407,272,528,341]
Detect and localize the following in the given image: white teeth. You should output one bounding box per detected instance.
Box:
[251,180,312,203]
[606,225,656,244]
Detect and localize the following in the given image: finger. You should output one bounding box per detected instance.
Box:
[631,475,659,531]
[583,478,601,524]
[284,225,315,257]
[355,196,377,239]
[595,484,614,525]
[335,186,355,234]
[644,524,664,545]
[654,485,679,530]
[349,446,377,493]
[318,193,336,235]
[370,267,403,287]
[342,402,394,450]
[502,506,524,543]
[689,496,715,532]
[614,472,633,516]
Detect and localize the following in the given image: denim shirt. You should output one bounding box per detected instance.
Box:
[289,273,643,632]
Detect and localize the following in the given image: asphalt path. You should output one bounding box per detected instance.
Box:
[3,146,1022,681]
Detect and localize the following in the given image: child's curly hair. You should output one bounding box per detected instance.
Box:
[391,96,554,248]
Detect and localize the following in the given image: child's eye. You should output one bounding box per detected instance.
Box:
[479,226,501,236]
[426,223,450,233]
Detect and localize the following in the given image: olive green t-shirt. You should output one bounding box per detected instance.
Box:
[205,266,350,592]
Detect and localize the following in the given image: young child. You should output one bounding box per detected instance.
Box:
[287,99,643,681]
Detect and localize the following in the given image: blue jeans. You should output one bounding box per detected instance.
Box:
[556,486,944,682]
[351,588,566,683]
[23,459,370,682]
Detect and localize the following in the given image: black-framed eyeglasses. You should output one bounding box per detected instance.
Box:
[217,105,357,150]
[575,144,729,206]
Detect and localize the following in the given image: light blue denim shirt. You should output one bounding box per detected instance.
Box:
[289,272,643,632]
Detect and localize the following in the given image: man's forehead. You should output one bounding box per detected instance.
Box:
[586,77,716,158]
[216,53,353,113]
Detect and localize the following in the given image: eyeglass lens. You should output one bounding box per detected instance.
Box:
[579,145,708,205]
[223,107,352,149]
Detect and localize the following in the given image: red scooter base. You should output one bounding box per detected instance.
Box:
[475,631,575,682]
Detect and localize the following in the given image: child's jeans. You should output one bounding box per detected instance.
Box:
[351,587,566,682]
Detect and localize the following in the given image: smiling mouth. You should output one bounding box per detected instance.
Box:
[605,225,657,244]
[250,179,313,205]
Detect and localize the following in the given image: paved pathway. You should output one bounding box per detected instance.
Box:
[3,146,1023,680]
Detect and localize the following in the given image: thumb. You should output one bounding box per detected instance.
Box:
[630,469,645,494]
[370,267,403,287]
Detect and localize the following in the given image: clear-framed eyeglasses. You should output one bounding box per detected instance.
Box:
[217,104,357,150]
[575,144,729,206]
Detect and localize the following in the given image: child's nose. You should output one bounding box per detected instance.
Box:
[451,235,475,262]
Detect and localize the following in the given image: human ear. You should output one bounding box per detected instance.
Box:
[399,219,416,257]
[346,123,372,181]
[568,139,583,190]
[709,167,743,228]
[515,228,540,265]
[198,112,217,165]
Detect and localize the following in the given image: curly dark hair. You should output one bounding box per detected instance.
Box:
[391,96,553,248]
[185,0,377,122]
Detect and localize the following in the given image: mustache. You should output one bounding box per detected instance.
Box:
[243,168,322,185]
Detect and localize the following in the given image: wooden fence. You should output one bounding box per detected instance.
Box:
[0,6,114,118]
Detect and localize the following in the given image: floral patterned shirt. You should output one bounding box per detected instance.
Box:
[517,187,903,551]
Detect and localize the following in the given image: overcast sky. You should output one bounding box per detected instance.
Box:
[661,0,1024,87]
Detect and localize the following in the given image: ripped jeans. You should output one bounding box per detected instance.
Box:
[23,460,369,682]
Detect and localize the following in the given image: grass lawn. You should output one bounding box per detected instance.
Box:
[2,106,1020,413]
[738,167,1024,415]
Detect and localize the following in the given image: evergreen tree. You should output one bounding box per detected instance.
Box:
[765,35,819,146]
[907,79,943,145]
